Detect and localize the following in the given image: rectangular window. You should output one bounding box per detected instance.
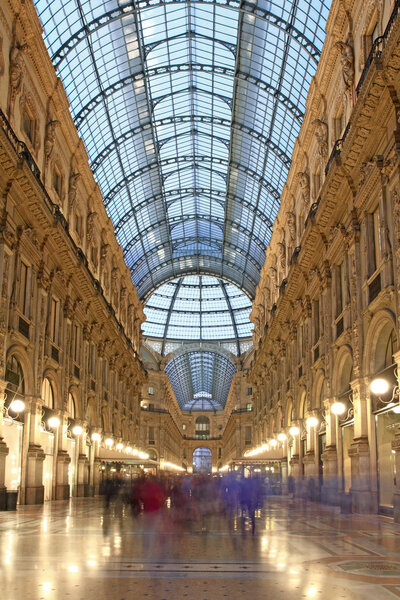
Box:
[313,299,320,344]
[23,109,34,144]
[245,426,252,445]
[73,324,80,364]
[75,211,83,237]
[366,208,382,277]
[89,344,96,378]
[148,386,154,396]
[149,426,155,444]
[18,261,30,317]
[50,297,59,344]
[246,403,253,411]
[247,386,252,396]
[103,359,108,388]
[336,262,345,317]
[53,168,61,197]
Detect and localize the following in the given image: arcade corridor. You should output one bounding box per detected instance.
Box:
[1,497,400,600]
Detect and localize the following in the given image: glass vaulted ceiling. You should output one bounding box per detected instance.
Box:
[35,0,331,302]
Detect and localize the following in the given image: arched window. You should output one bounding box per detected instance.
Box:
[195,416,210,438]
[41,377,54,409]
[5,355,25,405]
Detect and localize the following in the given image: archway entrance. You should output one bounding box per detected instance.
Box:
[193,448,212,474]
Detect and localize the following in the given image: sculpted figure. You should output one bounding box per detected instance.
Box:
[335,41,355,88]
[286,211,296,242]
[313,119,329,158]
[297,171,310,208]
[68,172,81,211]
[44,120,59,160]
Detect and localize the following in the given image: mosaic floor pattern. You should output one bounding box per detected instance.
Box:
[1,497,400,599]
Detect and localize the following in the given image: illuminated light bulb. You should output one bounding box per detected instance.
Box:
[91,433,101,442]
[131,448,138,456]
[47,416,60,428]
[370,378,389,395]
[277,433,286,442]
[331,401,346,415]
[392,405,400,414]
[105,438,113,447]
[72,425,83,435]
[9,399,25,413]
[139,451,149,459]
[125,446,132,453]
[289,426,300,436]
[116,443,124,451]
[261,443,269,451]
[307,416,318,428]
[269,439,277,448]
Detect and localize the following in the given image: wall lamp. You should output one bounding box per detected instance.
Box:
[1,398,26,421]
[370,374,400,413]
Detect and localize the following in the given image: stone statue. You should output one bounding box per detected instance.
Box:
[68,172,81,212]
[297,171,310,208]
[278,241,286,270]
[313,119,329,159]
[86,211,97,243]
[0,35,5,78]
[335,41,355,88]
[44,120,59,161]
[8,44,28,115]
[286,211,296,242]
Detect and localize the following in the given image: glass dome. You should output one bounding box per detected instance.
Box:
[143,275,253,344]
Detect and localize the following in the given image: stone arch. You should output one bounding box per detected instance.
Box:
[67,384,81,418]
[295,385,307,420]
[363,309,397,376]
[5,344,34,397]
[332,344,353,396]
[285,396,294,427]
[42,369,61,410]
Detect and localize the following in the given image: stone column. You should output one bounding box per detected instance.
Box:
[348,377,374,513]
[0,385,9,510]
[303,411,320,501]
[23,398,45,505]
[55,412,70,500]
[281,457,288,495]
[76,422,89,496]
[321,399,339,504]
[392,428,400,522]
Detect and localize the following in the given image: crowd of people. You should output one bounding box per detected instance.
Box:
[101,471,266,535]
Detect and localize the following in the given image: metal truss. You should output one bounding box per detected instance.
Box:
[90,114,291,173]
[74,65,303,129]
[51,0,320,69]
[114,187,274,232]
[104,154,281,204]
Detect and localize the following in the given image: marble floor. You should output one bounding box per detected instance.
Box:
[1,496,400,600]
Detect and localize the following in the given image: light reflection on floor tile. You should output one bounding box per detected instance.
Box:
[1,497,400,599]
